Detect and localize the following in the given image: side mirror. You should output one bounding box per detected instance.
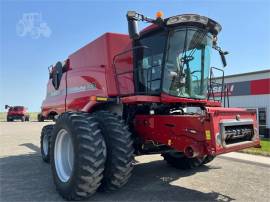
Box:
[220,51,229,67]
[52,62,63,90]
[62,59,70,73]
[127,11,140,40]
[5,105,9,109]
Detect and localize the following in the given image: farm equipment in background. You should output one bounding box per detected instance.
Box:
[5,105,30,122]
[39,11,260,200]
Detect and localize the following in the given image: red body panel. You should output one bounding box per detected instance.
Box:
[134,107,260,157]
[41,33,131,115]
[8,107,28,116]
[205,107,259,154]
[42,72,66,117]
[41,31,260,158]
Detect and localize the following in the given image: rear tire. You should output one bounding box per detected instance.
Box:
[40,124,54,163]
[162,151,204,169]
[93,111,134,191]
[25,116,30,121]
[38,114,44,122]
[50,112,106,200]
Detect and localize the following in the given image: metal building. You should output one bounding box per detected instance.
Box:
[221,69,270,137]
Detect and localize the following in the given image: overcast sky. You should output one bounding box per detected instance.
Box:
[1,0,270,111]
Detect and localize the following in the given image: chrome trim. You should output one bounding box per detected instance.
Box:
[220,119,254,148]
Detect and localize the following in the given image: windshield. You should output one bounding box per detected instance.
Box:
[163,27,212,99]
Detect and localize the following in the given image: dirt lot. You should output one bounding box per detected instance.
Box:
[0,122,270,202]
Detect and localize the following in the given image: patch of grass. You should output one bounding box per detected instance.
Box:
[0,112,6,121]
[0,112,39,121]
[240,139,270,157]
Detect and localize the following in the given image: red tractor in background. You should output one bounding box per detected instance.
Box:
[5,105,30,122]
[40,11,260,200]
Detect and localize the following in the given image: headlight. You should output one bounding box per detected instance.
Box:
[166,14,222,35]
[167,14,209,25]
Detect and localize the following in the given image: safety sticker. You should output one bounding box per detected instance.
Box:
[205,130,211,140]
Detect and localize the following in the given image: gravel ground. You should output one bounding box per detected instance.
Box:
[0,122,269,202]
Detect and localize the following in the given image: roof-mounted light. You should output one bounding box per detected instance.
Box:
[156,11,164,19]
[166,14,222,35]
[167,14,208,26]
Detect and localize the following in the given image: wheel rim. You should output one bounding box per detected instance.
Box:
[54,129,74,182]
[43,134,49,156]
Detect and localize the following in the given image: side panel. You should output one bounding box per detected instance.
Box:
[65,67,107,112]
[134,107,260,157]
[206,107,260,155]
[134,115,206,155]
[41,33,131,115]
[41,73,67,117]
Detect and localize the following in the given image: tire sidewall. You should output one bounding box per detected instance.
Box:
[21,116,25,122]
[50,117,79,196]
[40,125,53,162]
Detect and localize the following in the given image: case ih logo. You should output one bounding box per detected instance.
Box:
[212,84,234,96]
[212,78,270,97]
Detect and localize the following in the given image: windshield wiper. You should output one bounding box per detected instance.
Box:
[180,29,208,65]
[177,29,208,79]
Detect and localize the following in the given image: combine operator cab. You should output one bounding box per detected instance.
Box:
[117,11,227,98]
[118,11,260,159]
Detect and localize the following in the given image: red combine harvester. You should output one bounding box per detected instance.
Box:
[5,105,30,122]
[40,11,260,200]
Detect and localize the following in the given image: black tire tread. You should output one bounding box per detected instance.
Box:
[163,152,204,170]
[92,110,134,191]
[202,155,215,164]
[40,124,54,163]
[50,112,106,200]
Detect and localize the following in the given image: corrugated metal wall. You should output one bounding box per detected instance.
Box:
[228,94,270,127]
[221,70,270,133]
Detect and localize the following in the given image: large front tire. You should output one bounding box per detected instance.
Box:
[40,124,54,163]
[202,155,215,165]
[93,111,134,191]
[50,112,106,200]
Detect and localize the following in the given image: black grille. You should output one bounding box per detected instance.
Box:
[224,124,254,145]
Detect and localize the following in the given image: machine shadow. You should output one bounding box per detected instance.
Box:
[92,159,233,202]
[0,146,234,202]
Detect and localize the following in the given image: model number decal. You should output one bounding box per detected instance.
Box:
[47,83,97,97]
[67,83,96,94]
